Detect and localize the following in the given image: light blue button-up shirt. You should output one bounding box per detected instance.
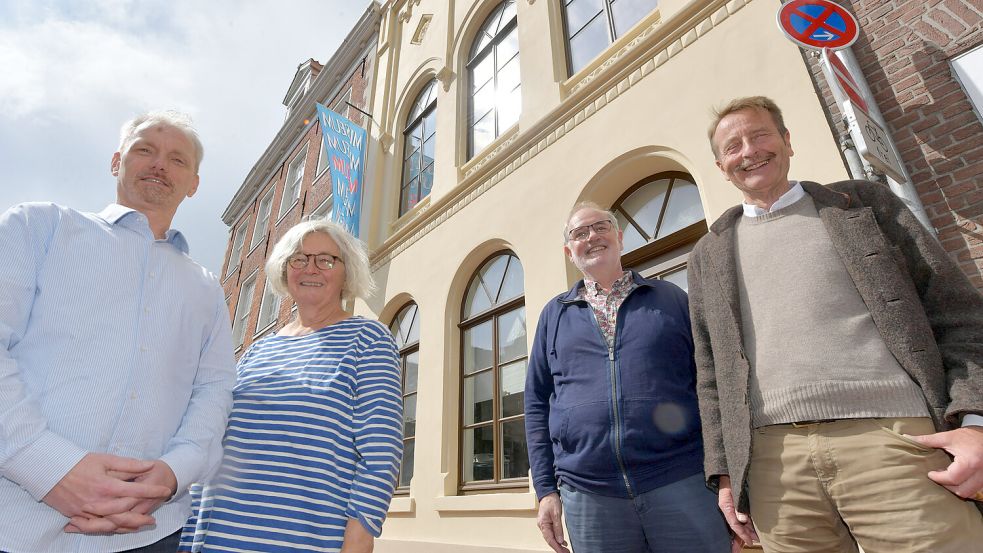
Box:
[0,203,235,553]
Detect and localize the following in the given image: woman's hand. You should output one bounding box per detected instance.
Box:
[340,517,374,553]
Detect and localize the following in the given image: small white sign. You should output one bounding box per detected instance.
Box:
[842,100,906,183]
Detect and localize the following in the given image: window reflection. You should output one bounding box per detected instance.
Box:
[468,1,522,157]
[614,173,705,256]
[563,0,658,74]
[401,80,438,215]
[460,252,528,487]
[389,302,422,489]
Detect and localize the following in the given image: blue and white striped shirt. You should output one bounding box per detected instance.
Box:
[180,317,403,552]
[0,202,235,553]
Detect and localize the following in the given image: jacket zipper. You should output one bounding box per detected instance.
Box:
[585,292,636,498]
[608,344,634,498]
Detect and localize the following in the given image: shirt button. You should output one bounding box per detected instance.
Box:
[139,345,148,352]
[149,272,156,279]
[130,391,137,400]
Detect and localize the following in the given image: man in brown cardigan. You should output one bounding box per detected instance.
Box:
[688,96,983,552]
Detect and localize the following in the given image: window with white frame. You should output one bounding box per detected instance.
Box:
[952,44,983,123]
[278,145,308,218]
[250,187,275,250]
[316,134,329,176]
[231,273,257,348]
[468,0,521,158]
[255,278,281,334]
[334,88,354,121]
[226,223,248,277]
[310,197,333,221]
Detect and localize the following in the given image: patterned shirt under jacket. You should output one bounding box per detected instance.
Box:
[577,271,638,347]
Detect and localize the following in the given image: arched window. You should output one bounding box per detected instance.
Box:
[613,171,707,290]
[562,0,658,74]
[389,302,420,490]
[468,0,521,158]
[400,80,438,215]
[460,252,528,489]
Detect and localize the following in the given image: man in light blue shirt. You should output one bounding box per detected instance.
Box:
[0,111,235,552]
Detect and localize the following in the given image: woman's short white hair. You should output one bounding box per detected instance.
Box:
[265,219,375,302]
[118,110,204,172]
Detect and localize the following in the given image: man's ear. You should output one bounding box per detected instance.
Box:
[110,152,121,176]
[186,175,200,198]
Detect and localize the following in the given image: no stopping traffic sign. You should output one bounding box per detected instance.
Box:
[777,0,859,51]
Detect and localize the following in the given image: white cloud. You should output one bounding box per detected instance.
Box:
[0,0,365,273]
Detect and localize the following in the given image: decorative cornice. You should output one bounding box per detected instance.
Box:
[463,128,519,179]
[567,14,662,94]
[370,0,750,270]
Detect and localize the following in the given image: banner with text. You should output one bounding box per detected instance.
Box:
[316,103,367,237]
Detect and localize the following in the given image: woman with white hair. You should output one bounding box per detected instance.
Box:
[181,219,402,552]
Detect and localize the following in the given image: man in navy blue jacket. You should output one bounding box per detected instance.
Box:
[524,202,729,553]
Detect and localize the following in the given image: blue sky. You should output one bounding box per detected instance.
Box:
[0,0,365,273]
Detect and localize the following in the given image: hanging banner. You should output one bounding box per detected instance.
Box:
[316,103,367,237]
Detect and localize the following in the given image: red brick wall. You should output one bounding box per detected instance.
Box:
[220,53,375,354]
[813,0,983,290]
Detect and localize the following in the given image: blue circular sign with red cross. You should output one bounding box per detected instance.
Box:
[777,0,859,51]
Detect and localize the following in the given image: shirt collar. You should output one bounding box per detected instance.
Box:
[96,204,189,254]
[742,181,803,217]
[584,270,632,296]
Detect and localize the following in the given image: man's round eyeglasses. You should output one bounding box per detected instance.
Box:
[567,220,614,242]
[288,253,344,271]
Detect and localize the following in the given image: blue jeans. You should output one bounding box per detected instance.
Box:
[560,473,730,553]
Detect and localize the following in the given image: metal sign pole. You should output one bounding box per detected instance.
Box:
[834,47,934,233]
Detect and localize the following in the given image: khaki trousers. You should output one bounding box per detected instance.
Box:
[748,417,983,553]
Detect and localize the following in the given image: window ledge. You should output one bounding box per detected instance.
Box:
[388,496,415,514]
[390,195,432,233]
[246,239,266,256]
[560,9,663,97]
[252,320,278,340]
[222,265,240,283]
[433,491,537,513]
[276,200,299,224]
[461,125,519,181]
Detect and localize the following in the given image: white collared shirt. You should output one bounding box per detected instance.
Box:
[742,181,804,217]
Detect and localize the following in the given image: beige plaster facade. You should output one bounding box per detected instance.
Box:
[354,0,847,550]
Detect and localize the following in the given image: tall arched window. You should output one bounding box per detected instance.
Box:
[389,302,420,490]
[468,0,521,158]
[460,252,528,489]
[613,171,707,290]
[400,80,437,216]
[562,0,658,74]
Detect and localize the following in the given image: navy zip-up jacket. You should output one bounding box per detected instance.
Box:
[524,271,704,499]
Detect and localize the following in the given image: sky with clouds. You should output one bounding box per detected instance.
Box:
[0,0,366,274]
